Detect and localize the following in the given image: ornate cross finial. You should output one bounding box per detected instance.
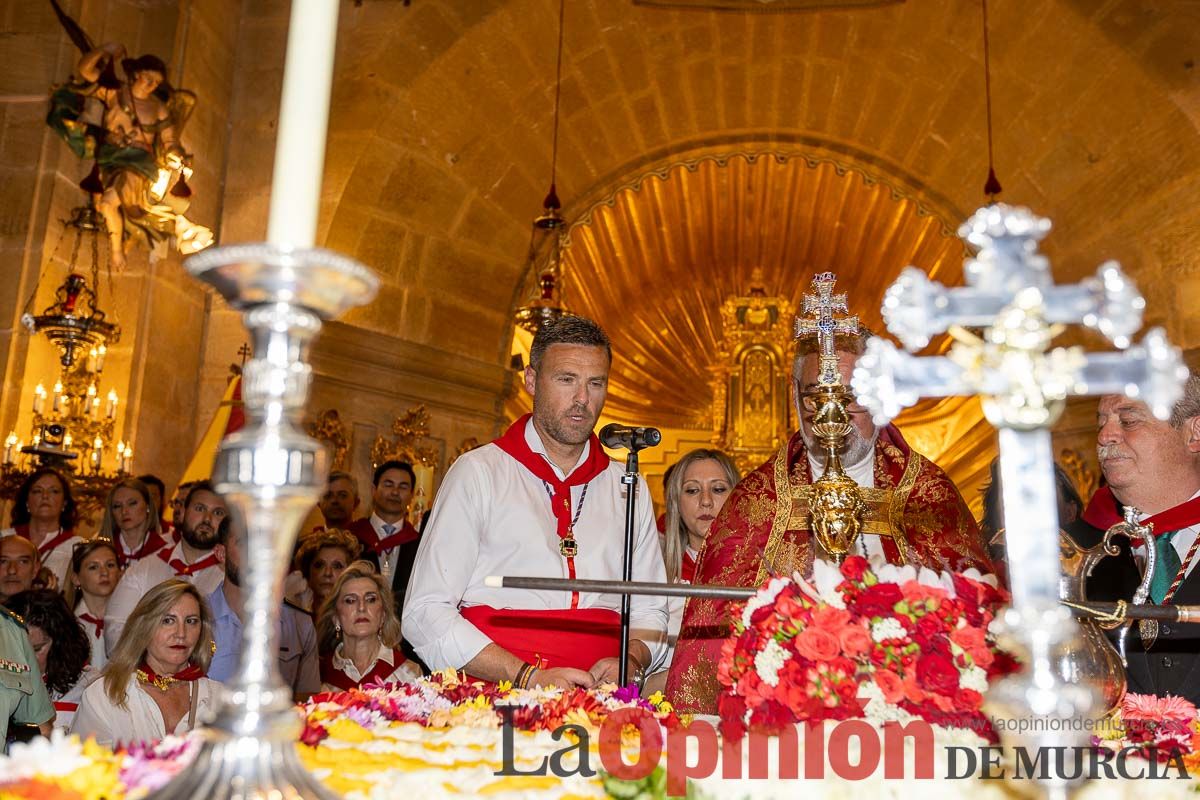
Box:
[794,272,860,386]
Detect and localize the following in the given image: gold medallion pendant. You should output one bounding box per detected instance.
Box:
[560,537,578,558]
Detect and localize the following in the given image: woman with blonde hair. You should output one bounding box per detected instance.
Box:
[97,478,168,566]
[71,579,218,747]
[644,448,740,694]
[315,561,419,691]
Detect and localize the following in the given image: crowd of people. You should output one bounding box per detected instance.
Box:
[0,314,1194,751]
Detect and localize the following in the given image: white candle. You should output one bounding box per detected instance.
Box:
[106,390,118,419]
[266,0,341,248]
[87,347,98,372]
[2,433,15,466]
[63,432,73,450]
[96,344,106,372]
[52,382,63,413]
[32,384,45,414]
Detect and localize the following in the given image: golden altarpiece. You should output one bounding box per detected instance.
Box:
[710,269,796,474]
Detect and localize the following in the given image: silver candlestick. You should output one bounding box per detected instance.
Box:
[147,244,378,800]
[852,204,1186,799]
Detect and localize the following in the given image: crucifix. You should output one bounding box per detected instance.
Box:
[852,203,1187,797]
[794,271,860,386]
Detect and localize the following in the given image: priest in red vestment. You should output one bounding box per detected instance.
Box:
[666,334,993,713]
[403,317,669,690]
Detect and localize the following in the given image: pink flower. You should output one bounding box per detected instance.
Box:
[873,669,906,704]
[794,628,841,662]
[838,624,873,656]
[901,580,946,603]
[1123,693,1199,723]
[811,606,852,634]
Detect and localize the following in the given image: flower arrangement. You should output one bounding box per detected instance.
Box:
[1101,693,1200,769]
[716,555,1018,741]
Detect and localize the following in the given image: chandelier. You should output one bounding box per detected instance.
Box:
[514,0,571,335]
[5,202,130,517]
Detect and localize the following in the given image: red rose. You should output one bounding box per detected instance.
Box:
[926,633,953,660]
[795,628,841,662]
[838,624,873,656]
[916,653,960,694]
[955,688,984,710]
[913,614,944,645]
[873,669,906,704]
[811,606,852,633]
[854,583,903,618]
[841,555,869,581]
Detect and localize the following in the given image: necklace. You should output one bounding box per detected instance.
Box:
[136,661,204,691]
[542,481,589,558]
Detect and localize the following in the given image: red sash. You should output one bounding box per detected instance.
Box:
[156,547,220,577]
[15,526,75,558]
[319,647,407,691]
[117,529,168,566]
[1083,487,1200,544]
[460,605,620,675]
[492,414,611,609]
[375,520,419,552]
[137,661,205,686]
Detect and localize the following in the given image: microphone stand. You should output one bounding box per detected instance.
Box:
[618,448,639,687]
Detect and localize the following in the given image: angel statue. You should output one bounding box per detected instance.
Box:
[45,1,213,270]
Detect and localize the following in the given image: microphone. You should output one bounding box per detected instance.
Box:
[599,423,662,451]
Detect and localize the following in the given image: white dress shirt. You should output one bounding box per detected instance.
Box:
[403,419,670,672]
[50,665,100,732]
[320,641,420,692]
[70,673,218,748]
[75,603,107,671]
[0,527,83,586]
[103,543,225,655]
[366,513,403,585]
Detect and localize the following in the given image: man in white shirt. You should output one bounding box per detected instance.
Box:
[1083,373,1200,702]
[104,481,228,654]
[403,316,669,690]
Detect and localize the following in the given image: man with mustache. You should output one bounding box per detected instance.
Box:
[667,328,992,713]
[1081,376,1200,702]
[404,316,669,690]
[103,481,228,654]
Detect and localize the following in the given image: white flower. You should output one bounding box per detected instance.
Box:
[809,559,847,608]
[871,617,907,642]
[741,575,791,626]
[0,730,90,779]
[959,665,988,693]
[874,562,916,587]
[754,638,789,687]
[858,680,919,726]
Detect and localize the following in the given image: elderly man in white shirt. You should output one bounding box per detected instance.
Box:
[404,316,669,691]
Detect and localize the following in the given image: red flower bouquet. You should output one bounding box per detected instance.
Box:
[716,555,1016,741]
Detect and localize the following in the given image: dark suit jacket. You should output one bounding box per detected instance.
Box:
[346,516,427,673]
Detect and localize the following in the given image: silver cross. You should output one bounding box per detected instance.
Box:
[794,271,860,385]
[851,203,1187,794]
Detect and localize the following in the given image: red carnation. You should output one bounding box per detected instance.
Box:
[913,614,944,645]
[916,653,960,694]
[749,699,795,734]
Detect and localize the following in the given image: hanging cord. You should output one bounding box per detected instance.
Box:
[981,0,1002,201]
[542,0,566,212]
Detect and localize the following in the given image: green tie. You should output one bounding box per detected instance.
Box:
[1150,530,1182,604]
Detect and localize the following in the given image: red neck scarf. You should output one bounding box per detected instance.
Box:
[1083,486,1200,543]
[681,550,697,584]
[374,520,418,552]
[157,546,221,577]
[319,647,406,691]
[493,415,611,608]
[118,529,168,566]
[136,660,205,690]
[78,612,103,638]
[16,525,74,557]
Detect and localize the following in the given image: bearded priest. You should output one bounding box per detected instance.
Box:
[665,330,994,713]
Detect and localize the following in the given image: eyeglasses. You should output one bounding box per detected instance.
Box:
[799,393,869,416]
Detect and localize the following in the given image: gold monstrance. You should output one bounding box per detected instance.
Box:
[793,272,867,562]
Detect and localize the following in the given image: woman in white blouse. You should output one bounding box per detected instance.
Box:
[316,562,419,691]
[63,539,122,671]
[96,479,169,566]
[71,579,218,748]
